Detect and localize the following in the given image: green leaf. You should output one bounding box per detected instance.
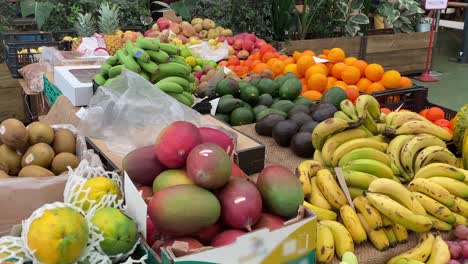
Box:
[35,2,54,29]
[20,0,35,17]
[170,1,191,20]
[345,23,358,36]
[350,13,369,25]
[336,1,349,16]
[400,23,415,33]
[351,0,364,11]
[400,16,411,25]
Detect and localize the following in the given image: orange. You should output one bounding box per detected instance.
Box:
[282,57,296,65]
[228,56,240,66]
[328,48,346,62]
[381,70,402,89]
[449,117,456,130]
[270,59,285,76]
[252,62,269,74]
[434,119,450,128]
[250,52,261,60]
[278,54,290,61]
[347,85,359,91]
[283,64,299,76]
[344,57,358,66]
[323,49,331,56]
[333,81,348,90]
[345,88,360,102]
[419,109,429,118]
[356,78,372,92]
[426,107,445,122]
[365,64,385,82]
[318,54,328,59]
[365,82,385,93]
[341,66,361,85]
[297,56,316,76]
[293,51,302,61]
[259,45,275,57]
[353,60,368,76]
[327,77,337,88]
[331,63,346,79]
[262,52,276,63]
[307,73,328,93]
[301,50,316,58]
[302,90,322,101]
[400,76,413,88]
[317,63,329,76]
[305,64,328,79]
[381,108,392,114]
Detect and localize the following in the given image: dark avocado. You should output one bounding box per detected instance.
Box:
[257,94,274,107]
[255,114,286,136]
[299,120,319,133]
[272,120,299,147]
[288,112,313,127]
[288,104,310,118]
[290,132,314,158]
[311,103,338,122]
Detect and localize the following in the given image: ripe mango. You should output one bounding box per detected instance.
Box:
[148,184,220,236]
[152,169,193,193]
[123,145,167,186]
[256,165,304,218]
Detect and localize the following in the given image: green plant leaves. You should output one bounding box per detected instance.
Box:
[350,13,369,24]
[20,0,55,29]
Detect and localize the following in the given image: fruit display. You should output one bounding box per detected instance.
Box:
[93,37,198,106]
[443,225,468,263]
[122,121,305,256]
[0,119,79,178]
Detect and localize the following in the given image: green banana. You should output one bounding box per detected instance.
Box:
[331,138,388,167]
[156,76,190,91]
[340,99,359,121]
[341,159,394,179]
[321,128,370,166]
[147,50,170,63]
[155,82,184,94]
[159,43,180,55]
[355,94,381,120]
[339,148,391,167]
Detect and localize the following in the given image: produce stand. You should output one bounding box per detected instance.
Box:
[279,36,364,59]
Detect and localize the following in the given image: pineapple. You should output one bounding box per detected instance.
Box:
[98,3,122,55]
[72,13,96,51]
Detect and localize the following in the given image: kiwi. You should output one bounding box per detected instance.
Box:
[27,121,54,145]
[18,165,55,177]
[0,170,10,179]
[0,144,21,175]
[0,119,28,149]
[53,129,76,154]
[51,153,80,175]
[21,143,55,168]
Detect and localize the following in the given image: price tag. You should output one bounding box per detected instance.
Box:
[425,0,448,10]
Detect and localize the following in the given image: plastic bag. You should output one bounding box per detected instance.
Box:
[76,34,111,56]
[188,41,229,62]
[18,63,51,92]
[77,70,214,156]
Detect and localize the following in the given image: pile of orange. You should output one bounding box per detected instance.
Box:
[218,46,413,101]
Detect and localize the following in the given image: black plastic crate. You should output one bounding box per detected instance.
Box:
[5,41,58,78]
[1,31,54,44]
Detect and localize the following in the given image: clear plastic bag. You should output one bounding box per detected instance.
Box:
[77,70,214,156]
[188,41,229,62]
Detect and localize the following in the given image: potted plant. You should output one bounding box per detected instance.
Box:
[416,15,432,32]
[375,0,425,32]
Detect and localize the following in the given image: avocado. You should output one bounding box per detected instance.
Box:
[311,103,338,122]
[217,97,244,114]
[271,100,295,113]
[279,78,301,100]
[288,104,310,118]
[320,87,347,108]
[240,85,259,105]
[276,72,296,86]
[294,97,317,107]
[290,132,315,158]
[215,78,240,97]
[249,77,261,87]
[253,105,269,116]
[215,113,230,123]
[256,109,288,122]
[257,78,279,96]
[257,94,274,107]
[255,114,286,136]
[238,81,250,90]
[272,120,299,147]
[231,107,255,126]
[299,120,319,133]
[289,112,313,127]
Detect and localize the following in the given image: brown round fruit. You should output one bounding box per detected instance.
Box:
[21,143,55,168]
[0,119,28,149]
[0,170,11,178]
[27,121,54,145]
[51,152,80,175]
[18,165,55,177]
[52,129,76,154]
[0,144,21,175]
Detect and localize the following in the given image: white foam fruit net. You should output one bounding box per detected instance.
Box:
[0,236,31,264]
[20,202,94,264]
[64,160,125,213]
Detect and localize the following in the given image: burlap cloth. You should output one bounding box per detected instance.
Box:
[234,124,451,264]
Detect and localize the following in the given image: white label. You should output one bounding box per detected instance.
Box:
[425,0,448,10]
[25,153,34,164]
[209,98,220,116]
[0,125,5,135]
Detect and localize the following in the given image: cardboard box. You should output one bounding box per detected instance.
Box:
[86,115,265,175]
[54,65,101,106]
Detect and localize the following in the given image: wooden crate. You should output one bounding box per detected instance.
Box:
[0,64,26,122]
[362,32,430,74]
[279,36,364,58]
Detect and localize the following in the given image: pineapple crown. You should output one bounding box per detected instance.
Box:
[98,2,121,35]
[75,13,96,38]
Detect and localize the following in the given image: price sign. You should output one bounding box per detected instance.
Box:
[425,0,448,10]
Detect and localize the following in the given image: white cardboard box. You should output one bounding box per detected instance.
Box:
[54,65,101,106]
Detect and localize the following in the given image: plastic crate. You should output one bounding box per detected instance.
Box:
[1,31,53,43]
[43,74,62,106]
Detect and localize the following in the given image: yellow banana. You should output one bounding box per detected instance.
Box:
[339,148,391,167]
[393,258,425,264]
[357,213,389,251]
[331,138,388,167]
[426,215,453,231]
[382,227,398,248]
[386,233,434,264]
[387,111,429,128]
[295,160,323,195]
[381,214,394,230]
[362,113,380,135]
[316,222,335,264]
[308,177,332,210]
[303,201,337,221]
[339,205,367,244]
[321,127,370,166]
[412,192,456,224]
[364,192,433,232]
[386,135,415,182]
[340,99,359,121]
[368,178,426,215]
[313,150,326,167]
[320,220,354,259]
[385,120,453,141]
[353,196,383,230]
[342,170,378,189]
[408,178,455,207]
[400,134,446,177]
[316,169,348,209]
[334,110,354,122]
[453,212,468,226]
[428,177,468,198]
[392,223,408,243]
[450,197,468,218]
[414,146,458,173]
[414,162,465,181]
[348,187,365,199]
[312,118,352,150]
[426,236,450,264]
[341,159,394,179]
[355,94,381,120]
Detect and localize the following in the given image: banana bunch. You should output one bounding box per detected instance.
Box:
[387,233,450,264]
[387,133,457,182]
[382,111,453,141]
